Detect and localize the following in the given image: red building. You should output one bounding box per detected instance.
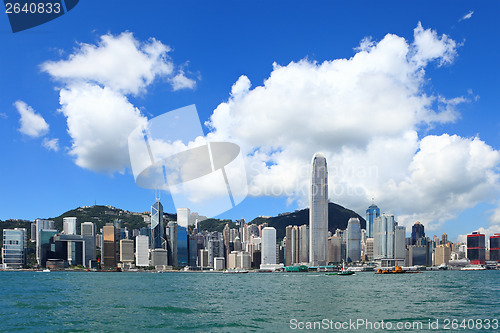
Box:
[490,233,500,262]
[467,232,485,265]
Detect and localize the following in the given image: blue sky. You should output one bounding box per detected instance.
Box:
[1,1,499,242]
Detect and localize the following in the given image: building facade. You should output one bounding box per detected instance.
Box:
[309,153,328,266]
[2,228,27,268]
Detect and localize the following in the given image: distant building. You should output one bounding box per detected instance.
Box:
[176,208,190,228]
[199,249,209,268]
[408,242,432,266]
[366,202,380,238]
[120,239,134,263]
[261,227,276,265]
[365,238,374,261]
[374,215,406,266]
[309,153,328,266]
[435,244,451,266]
[327,236,342,263]
[150,249,168,267]
[102,224,117,269]
[214,257,225,270]
[467,232,485,265]
[135,235,149,267]
[35,219,55,265]
[81,222,96,264]
[490,234,500,262]
[151,200,164,249]
[63,217,77,235]
[298,225,309,263]
[411,222,425,245]
[2,228,27,268]
[346,218,361,262]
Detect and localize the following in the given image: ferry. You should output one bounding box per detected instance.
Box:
[223,269,249,274]
[375,266,422,274]
[460,265,486,271]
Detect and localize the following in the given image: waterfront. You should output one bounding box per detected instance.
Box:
[0,270,498,332]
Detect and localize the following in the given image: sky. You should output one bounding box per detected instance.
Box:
[0,1,499,242]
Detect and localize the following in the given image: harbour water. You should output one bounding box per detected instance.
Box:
[0,270,498,332]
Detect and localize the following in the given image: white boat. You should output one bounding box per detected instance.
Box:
[461,265,486,271]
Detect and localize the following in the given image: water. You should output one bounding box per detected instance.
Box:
[0,270,498,332]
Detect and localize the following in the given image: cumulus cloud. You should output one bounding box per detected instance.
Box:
[459,11,474,22]
[42,33,195,173]
[15,100,49,138]
[206,23,499,230]
[42,138,59,152]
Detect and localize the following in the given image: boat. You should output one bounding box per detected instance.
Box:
[375,266,422,274]
[326,261,355,276]
[461,265,486,271]
[223,269,249,274]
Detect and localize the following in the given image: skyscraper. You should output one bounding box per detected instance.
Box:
[366,202,380,238]
[467,232,485,265]
[151,200,164,249]
[135,235,149,267]
[346,218,361,262]
[176,208,190,228]
[490,233,500,262]
[411,222,425,245]
[102,224,117,269]
[81,222,96,264]
[261,227,277,265]
[63,217,77,235]
[2,228,27,268]
[309,153,328,266]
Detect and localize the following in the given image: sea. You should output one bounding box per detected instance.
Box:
[0,270,498,332]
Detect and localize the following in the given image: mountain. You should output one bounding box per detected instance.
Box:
[250,202,366,240]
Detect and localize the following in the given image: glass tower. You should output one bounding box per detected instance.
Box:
[309,153,328,266]
[151,200,164,249]
[366,202,380,238]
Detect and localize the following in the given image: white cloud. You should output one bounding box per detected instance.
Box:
[42,33,195,173]
[15,100,49,138]
[206,23,499,230]
[41,32,175,95]
[0,112,7,119]
[58,83,147,173]
[459,11,474,22]
[42,138,59,152]
[171,72,197,91]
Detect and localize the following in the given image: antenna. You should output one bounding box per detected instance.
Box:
[155,189,161,202]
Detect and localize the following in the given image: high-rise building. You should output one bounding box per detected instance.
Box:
[435,244,451,266]
[102,224,117,269]
[327,236,341,263]
[490,233,500,262]
[298,225,309,263]
[394,226,406,261]
[366,201,380,238]
[442,233,448,245]
[151,200,164,249]
[120,239,134,263]
[261,227,276,265]
[411,222,425,245]
[2,228,27,268]
[467,232,485,265]
[309,153,328,266]
[135,235,149,267]
[35,219,55,265]
[285,226,293,266]
[166,222,178,267]
[81,222,96,264]
[176,208,190,228]
[346,218,361,262]
[365,238,374,261]
[63,217,77,235]
[374,215,406,266]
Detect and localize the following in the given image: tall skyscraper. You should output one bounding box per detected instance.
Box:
[309,153,328,266]
[411,222,425,245]
[346,218,361,262]
[102,224,117,269]
[176,208,190,228]
[490,233,500,262]
[261,227,277,265]
[151,200,164,249]
[467,232,485,265]
[35,219,55,265]
[2,228,27,268]
[374,214,406,265]
[63,217,77,235]
[135,235,150,267]
[81,222,96,264]
[366,201,380,238]
[298,225,309,263]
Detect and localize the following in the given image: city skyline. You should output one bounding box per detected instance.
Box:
[1,1,499,245]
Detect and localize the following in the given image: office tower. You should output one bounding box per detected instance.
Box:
[207,232,224,268]
[214,257,225,270]
[166,222,178,266]
[176,207,190,228]
[442,233,448,245]
[248,224,259,238]
[63,217,77,235]
[435,244,451,266]
[30,222,36,242]
[199,249,209,268]
[298,225,309,263]
[346,218,361,262]
[261,227,277,265]
[285,226,293,266]
[291,226,298,263]
[238,252,252,269]
[411,222,425,245]
[35,219,55,265]
[136,235,149,267]
[394,226,406,261]
[150,249,168,267]
[151,200,164,249]
[2,228,27,268]
[467,232,485,265]
[120,239,134,263]
[366,201,380,238]
[223,224,230,267]
[309,153,328,266]
[38,229,58,267]
[188,235,197,267]
[228,251,238,269]
[102,224,117,269]
[233,236,242,251]
[408,244,432,266]
[177,225,188,267]
[490,234,500,262]
[365,238,374,261]
[327,236,342,263]
[258,223,268,237]
[81,222,96,264]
